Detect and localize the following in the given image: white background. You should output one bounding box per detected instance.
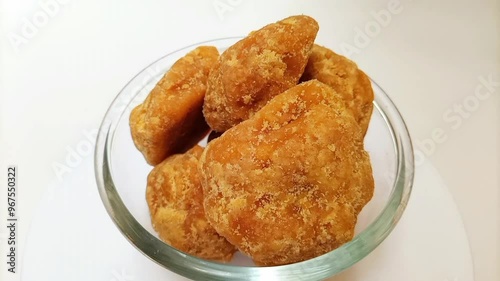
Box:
[0,0,498,280]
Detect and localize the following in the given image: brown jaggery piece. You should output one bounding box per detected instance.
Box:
[203,15,319,132]
[146,145,237,262]
[301,44,374,135]
[199,80,374,266]
[353,69,374,135]
[130,46,219,165]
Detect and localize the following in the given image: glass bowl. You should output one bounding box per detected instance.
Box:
[95,37,414,281]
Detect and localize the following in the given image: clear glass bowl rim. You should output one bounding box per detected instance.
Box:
[94,37,414,281]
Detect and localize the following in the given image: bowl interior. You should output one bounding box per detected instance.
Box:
[106,39,398,267]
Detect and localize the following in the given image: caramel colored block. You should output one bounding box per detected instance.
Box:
[130,46,219,165]
[301,44,374,135]
[203,15,319,132]
[200,80,374,266]
[146,145,237,262]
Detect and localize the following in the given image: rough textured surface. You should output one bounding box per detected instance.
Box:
[130,46,219,165]
[146,145,237,262]
[199,80,374,266]
[203,15,319,132]
[301,44,374,135]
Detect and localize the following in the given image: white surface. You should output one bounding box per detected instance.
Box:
[0,0,498,280]
[21,155,474,281]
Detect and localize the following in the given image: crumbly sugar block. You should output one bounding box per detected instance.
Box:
[199,80,374,266]
[146,145,237,262]
[301,44,374,135]
[353,69,374,135]
[130,46,219,165]
[203,15,319,132]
